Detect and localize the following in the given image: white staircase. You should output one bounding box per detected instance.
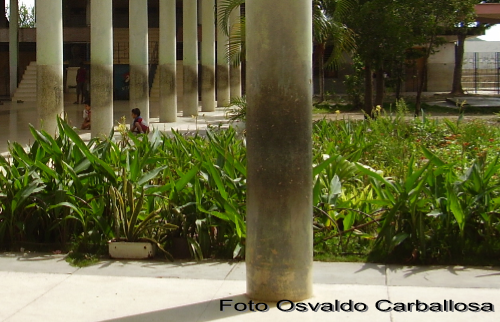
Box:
[149,61,184,104]
[13,62,37,102]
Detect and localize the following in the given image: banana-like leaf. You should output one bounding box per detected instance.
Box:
[34,160,58,180]
[60,121,117,183]
[137,165,168,186]
[204,161,228,200]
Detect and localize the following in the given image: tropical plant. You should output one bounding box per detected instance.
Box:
[225,96,247,122]
[2,110,500,265]
[109,170,177,257]
[313,0,357,102]
[217,0,356,101]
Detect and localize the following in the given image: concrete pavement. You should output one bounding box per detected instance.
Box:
[0,253,499,321]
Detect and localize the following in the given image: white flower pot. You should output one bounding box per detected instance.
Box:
[108,241,156,259]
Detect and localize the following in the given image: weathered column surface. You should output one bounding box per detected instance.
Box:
[229,7,241,99]
[9,0,18,97]
[129,0,149,122]
[36,0,63,135]
[246,0,313,301]
[91,0,113,138]
[216,0,230,106]
[183,0,198,116]
[159,0,177,122]
[201,0,215,112]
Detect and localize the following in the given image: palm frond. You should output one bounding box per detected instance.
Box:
[227,16,245,66]
[217,0,245,37]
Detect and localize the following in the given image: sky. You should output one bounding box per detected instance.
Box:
[20,0,33,9]
[478,24,500,41]
[8,0,500,42]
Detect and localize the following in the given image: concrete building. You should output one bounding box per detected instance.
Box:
[426,3,500,93]
[1,0,315,301]
[0,0,241,134]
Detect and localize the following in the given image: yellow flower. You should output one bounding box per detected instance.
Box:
[376,105,382,112]
[335,110,341,114]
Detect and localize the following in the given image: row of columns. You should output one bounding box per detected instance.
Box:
[33,0,314,302]
[31,0,242,136]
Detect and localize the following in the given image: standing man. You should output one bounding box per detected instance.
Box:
[74,63,88,104]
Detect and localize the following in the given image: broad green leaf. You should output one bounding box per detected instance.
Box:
[421,146,445,167]
[137,165,168,186]
[448,189,465,231]
[34,160,58,180]
[204,161,228,200]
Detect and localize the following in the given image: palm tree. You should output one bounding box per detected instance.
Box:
[313,0,356,102]
[217,0,357,102]
[217,0,245,66]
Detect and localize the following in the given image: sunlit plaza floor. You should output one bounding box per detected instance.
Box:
[0,99,230,154]
[0,254,499,322]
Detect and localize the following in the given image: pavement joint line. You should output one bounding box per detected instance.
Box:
[194,279,229,322]
[384,267,395,322]
[3,272,73,322]
[223,261,239,281]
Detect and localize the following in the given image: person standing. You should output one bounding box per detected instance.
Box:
[74,63,87,104]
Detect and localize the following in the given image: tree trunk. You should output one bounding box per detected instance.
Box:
[415,48,430,116]
[415,31,437,116]
[375,67,385,107]
[451,33,466,95]
[363,63,373,117]
[415,60,426,116]
[395,60,404,100]
[317,43,325,102]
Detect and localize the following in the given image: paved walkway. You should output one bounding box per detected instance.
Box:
[0,253,499,321]
[0,101,231,154]
[2,94,500,154]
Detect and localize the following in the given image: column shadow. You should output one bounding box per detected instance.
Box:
[101,294,260,322]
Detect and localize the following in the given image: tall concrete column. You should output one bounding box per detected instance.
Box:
[9,0,18,98]
[36,0,63,135]
[183,0,198,116]
[246,0,313,301]
[129,0,149,122]
[159,0,177,123]
[201,0,215,112]
[90,0,113,138]
[216,0,229,106]
[229,7,241,99]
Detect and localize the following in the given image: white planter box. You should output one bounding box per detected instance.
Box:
[108,241,156,259]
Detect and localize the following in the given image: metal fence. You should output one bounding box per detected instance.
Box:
[462,52,500,94]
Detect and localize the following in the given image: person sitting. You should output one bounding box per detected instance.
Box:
[81,100,91,130]
[130,108,150,134]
